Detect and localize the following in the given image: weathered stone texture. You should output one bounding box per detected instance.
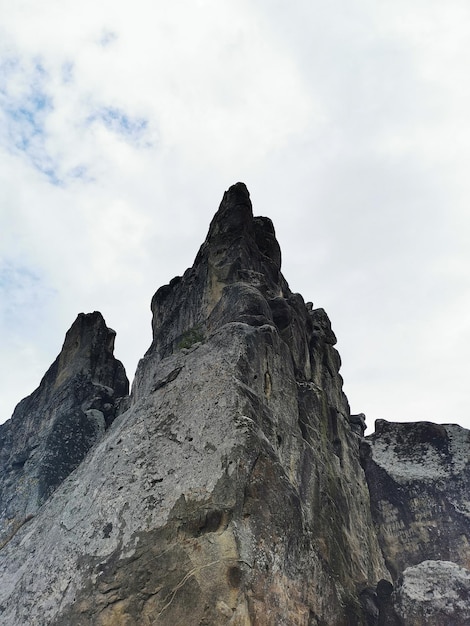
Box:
[394,560,470,625]
[0,312,129,549]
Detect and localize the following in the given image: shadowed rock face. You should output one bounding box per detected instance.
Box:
[0,311,129,548]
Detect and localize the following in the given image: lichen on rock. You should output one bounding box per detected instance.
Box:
[394,560,470,625]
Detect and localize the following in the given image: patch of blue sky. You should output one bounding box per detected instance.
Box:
[98,30,118,47]
[0,261,57,333]
[0,59,63,184]
[67,164,85,178]
[7,93,52,142]
[87,106,151,146]
[61,61,74,84]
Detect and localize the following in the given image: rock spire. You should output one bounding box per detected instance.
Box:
[0,184,468,625]
[0,311,128,548]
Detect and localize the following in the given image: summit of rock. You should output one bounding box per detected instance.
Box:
[147,182,285,362]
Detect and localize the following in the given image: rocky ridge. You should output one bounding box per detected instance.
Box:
[0,183,468,625]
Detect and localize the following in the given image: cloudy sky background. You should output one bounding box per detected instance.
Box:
[1,0,469,433]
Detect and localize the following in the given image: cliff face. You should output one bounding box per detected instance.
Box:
[0,183,468,625]
[0,311,128,549]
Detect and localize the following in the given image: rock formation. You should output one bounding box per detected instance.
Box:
[363,419,470,578]
[0,311,128,550]
[0,183,468,625]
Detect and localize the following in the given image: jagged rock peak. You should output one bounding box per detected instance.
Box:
[51,311,126,391]
[147,183,292,365]
[206,181,254,240]
[0,311,128,548]
[137,182,343,402]
[203,182,281,269]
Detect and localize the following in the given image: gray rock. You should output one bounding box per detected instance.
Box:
[0,311,128,549]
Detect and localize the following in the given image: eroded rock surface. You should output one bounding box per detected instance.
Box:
[0,184,388,625]
[0,312,129,549]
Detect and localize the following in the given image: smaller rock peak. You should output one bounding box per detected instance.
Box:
[41,311,127,401]
[0,311,128,547]
[223,181,251,206]
[61,312,116,363]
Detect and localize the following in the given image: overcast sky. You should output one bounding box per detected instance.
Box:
[1,0,469,434]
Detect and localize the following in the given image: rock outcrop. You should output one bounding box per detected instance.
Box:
[0,312,129,549]
[0,183,468,625]
[364,419,470,578]
[363,419,470,624]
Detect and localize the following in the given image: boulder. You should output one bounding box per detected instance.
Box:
[394,560,470,625]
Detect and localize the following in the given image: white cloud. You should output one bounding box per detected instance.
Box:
[1,0,469,435]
